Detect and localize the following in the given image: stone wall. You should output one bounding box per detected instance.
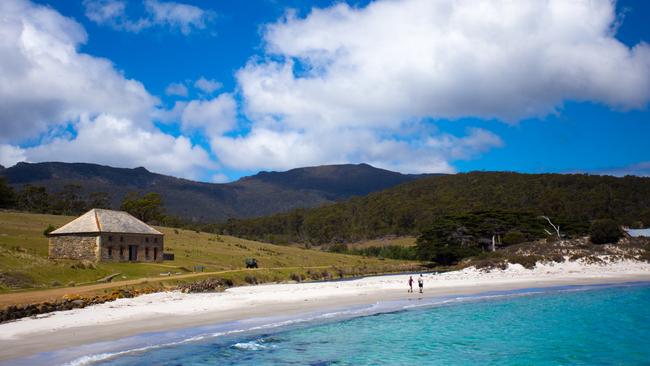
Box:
[49,235,99,260]
[99,233,164,262]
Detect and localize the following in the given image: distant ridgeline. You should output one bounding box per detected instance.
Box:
[0,162,427,222]
[214,172,650,245]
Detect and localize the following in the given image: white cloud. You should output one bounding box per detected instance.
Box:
[220,0,650,173]
[0,0,158,142]
[20,114,215,179]
[212,126,502,174]
[0,0,218,179]
[165,82,189,97]
[239,0,650,126]
[83,0,215,35]
[0,144,26,167]
[179,94,237,135]
[194,77,222,94]
[211,173,231,183]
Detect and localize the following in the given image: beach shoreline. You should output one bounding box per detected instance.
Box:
[1,260,650,362]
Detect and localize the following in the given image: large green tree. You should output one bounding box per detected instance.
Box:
[120,192,165,223]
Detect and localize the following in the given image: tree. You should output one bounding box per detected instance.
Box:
[120,192,165,223]
[416,225,481,265]
[540,216,562,239]
[0,177,16,208]
[87,192,111,209]
[17,185,50,213]
[589,219,623,244]
[51,184,86,215]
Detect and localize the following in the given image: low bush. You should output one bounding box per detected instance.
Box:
[43,224,56,237]
[502,230,526,246]
[589,219,623,244]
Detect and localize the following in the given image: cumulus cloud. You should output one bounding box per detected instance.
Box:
[219,0,650,173]
[212,126,502,174]
[0,144,27,168]
[194,77,222,94]
[165,82,189,97]
[180,94,238,135]
[83,0,215,35]
[0,0,217,179]
[0,0,157,142]
[18,114,215,179]
[239,0,650,126]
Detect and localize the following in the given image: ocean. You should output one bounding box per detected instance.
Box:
[16,282,650,366]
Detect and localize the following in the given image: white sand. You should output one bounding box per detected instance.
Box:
[1,258,650,360]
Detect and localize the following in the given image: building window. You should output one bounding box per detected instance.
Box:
[120,246,124,258]
[108,247,113,258]
[145,247,150,259]
[154,237,158,243]
[108,236,113,242]
[145,237,149,243]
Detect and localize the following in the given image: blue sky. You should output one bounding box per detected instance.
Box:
[1,0,649,182]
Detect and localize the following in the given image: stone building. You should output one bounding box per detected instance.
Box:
[48,209,164,262]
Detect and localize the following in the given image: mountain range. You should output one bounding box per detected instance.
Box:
[0,162,428,222]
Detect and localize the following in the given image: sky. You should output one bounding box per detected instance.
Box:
[0,0,649,183]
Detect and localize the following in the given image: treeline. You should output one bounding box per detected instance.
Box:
[0,178,110,216]
[213,172,650,245]
[0,177,187,227]
[328,243,417,260]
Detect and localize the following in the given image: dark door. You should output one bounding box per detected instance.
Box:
[129,245,138,261]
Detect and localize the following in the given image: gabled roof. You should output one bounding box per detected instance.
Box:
[49,209,163,235]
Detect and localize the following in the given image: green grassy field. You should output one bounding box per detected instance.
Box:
[0,211,417,293]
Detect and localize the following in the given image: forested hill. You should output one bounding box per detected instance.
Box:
[216,172,650,244]
[0,162,427,222]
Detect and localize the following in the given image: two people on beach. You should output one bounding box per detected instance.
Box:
[408,275,424,293]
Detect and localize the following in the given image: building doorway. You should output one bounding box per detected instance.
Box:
[129,245,138,261]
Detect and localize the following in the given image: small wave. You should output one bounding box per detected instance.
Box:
[232,340,273,351]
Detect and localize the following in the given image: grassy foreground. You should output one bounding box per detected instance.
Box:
[0,211,418,297]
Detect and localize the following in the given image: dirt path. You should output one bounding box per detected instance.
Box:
[0,266,331,307]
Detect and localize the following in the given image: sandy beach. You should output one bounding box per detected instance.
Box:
[1,258,650,362]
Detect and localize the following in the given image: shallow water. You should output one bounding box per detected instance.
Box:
[76,282,650,366]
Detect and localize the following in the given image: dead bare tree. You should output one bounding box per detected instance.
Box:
[540,216,561,239]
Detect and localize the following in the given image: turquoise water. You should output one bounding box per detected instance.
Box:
[72,282,650,366]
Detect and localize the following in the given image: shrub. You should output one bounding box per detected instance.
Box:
[43,224,56,237]
[589,219,623,244]
[502,230,526,246]
[328,243,348,253]
[244,275,257,284]
[509,255,540,269]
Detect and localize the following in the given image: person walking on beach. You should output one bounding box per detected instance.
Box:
[418,274,424,293]
[408,276,414,293]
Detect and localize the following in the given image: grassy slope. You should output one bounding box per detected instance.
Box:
[0,211,415,293]
[346,236,416,250]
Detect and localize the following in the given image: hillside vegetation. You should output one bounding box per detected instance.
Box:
[216,172,650,245]
[0,162,425,222]
[0,211,415,293]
